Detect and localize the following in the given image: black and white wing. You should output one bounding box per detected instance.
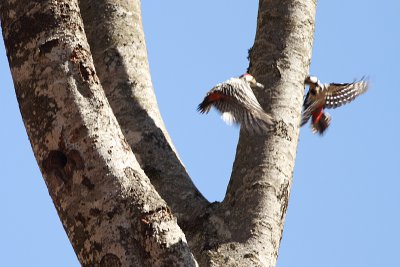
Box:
[300,92,320,127]
[300,90,312,126]
[300,89,326,127]
[198,78,273,133]
[324,78,369,109]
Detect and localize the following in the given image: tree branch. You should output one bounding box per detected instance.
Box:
[1,0,316,265]
[0,1,197,266]
[192,0,316,266]
[78,0,208,224]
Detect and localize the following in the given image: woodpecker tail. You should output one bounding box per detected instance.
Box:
[312,112,331,135]
[197,98,212,114]
[198,92,228,114]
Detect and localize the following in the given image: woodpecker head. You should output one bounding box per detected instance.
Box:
[305,75,319,85]
[305,75,322,96]
[240,73,264,89]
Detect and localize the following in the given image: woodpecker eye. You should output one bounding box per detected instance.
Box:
[310,88,317,95]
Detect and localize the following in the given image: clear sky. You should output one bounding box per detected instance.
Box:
[1,1,399,266]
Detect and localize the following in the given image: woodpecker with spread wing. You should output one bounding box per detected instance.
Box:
[301,75,369,134]
[198,74,274,134]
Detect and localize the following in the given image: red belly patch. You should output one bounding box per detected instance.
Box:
[312,106,324,123]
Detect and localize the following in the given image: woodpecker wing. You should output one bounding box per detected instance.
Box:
[300,97,321,127]
[323,78,369,109]
[198,78,273,133]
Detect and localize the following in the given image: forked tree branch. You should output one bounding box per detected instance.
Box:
[0,1,197,266]
[1,0,316,266]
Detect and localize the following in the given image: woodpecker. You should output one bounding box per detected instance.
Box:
[198,73,274,134]
[301,75,369,134]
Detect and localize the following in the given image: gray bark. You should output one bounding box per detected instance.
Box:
[189,1,316,266]
[78,0,208,224]
[0,1,196,266]
[0,0,316,266]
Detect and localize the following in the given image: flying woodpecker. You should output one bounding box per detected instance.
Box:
[198,74,274,134]
[301,75,369,134]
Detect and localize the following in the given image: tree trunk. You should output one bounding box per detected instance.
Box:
[222,0,315,265]
[78,0,208,225]
[0,1,196,266]
[0,0,316,266]
[189,1,316,266]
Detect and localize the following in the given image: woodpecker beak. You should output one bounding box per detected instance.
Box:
[255,82,264,89]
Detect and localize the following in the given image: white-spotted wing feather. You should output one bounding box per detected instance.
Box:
[324,78,369,109]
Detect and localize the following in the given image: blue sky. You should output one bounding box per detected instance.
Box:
[1,1,399,266]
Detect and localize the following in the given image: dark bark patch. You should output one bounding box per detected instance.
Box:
[43,150,67,170]
[43,149,85,185]
[90,208,101,217]
[71,224,88,254]
[3,11,57,66]
[246,46,253,73]
[273,119,292,141]
[93,241,103,252]
[16,87,58,144]
[250,181,273,191]
[70,125,89,143]
[70,45,97,97]
[201,239,221,252]
[140,206,173,226]
[43,150,68,182]
[39,38,60,55]
[82,176,95,190]
[107,205,123,220]
[76,212,86,224]
[104,48,124,70]
[243,253,257,259]
[142,132,169,151]
[67,150,84,169]
[277,181,290,220]
[65,149,84,178]
[142,165,162,181]
[79,61,94,83]
[100,253,121,267]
